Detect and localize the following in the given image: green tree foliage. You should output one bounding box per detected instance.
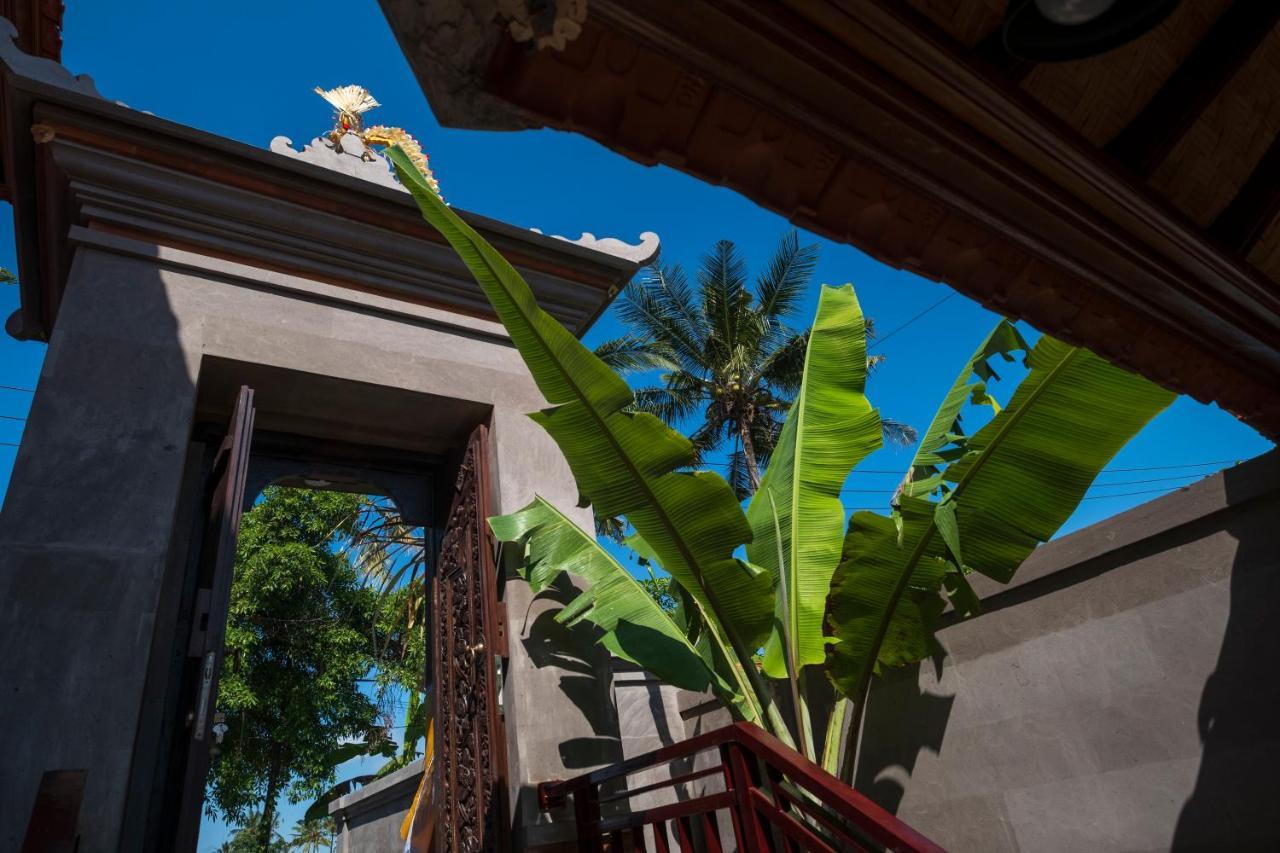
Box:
[206,487,383,851]
[593,234,916,500]
[390,145,1175,783]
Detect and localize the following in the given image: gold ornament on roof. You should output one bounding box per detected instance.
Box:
[314,84,442,198]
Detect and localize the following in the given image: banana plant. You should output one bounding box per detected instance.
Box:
[388,146,1176,782]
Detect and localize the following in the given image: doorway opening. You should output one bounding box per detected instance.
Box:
[125,361,507,852]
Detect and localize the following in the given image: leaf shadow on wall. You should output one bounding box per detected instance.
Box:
[1173,457,1280,849]
[853,651,956,815]
[520,573,623,769]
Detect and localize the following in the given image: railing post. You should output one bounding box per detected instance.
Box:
[723,741,770,853]
[573,781,605,853]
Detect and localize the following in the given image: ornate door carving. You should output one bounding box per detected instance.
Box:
[433,423,508,852]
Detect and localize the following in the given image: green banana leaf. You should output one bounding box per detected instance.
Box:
[826,333,1175,700]
[489,497,740,705]
[827,497,948,694]
[745,284,882,677]
[388,147,773,658]
[898,319,1027,501]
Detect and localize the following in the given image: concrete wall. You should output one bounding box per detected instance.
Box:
[0,227,616,849]
[855,449,1280,852]
[329,759,424,853]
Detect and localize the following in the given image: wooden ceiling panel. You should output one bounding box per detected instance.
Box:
[1149,26,1280,226]
[1247,215,1280,283]
[901,0,1006,47]
[1020,0,1230,146]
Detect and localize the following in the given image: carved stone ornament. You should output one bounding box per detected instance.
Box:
[497,0,588,51]
[270,132,407,193]
[0,17,100,98]
[529,228,660,263]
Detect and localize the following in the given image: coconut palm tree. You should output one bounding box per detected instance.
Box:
[288,818,334,852]
[594,232,915,499]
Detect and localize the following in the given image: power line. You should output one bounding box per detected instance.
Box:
[699,459,1239,476]
[1100,460,1239,473]
[1090,473,1207,487]
[0,413,25,422]
[0,383,34,393]
[868,291,957,351]
[0,440,18,447]
[1083,486,1187,500]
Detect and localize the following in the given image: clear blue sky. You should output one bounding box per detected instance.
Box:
[0,1,1271,847]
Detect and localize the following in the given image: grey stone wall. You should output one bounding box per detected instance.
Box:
[329,759,424,853]
[855,449,1280,852]
[0,231,613,850]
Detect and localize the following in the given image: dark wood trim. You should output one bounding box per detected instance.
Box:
[1209,135,1280,256]
[1105,1,1280,178]
[476,0,1280,433]
[592,0,1280,361]
[20,769,85,853]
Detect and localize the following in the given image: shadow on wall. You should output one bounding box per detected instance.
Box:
[1173,464,1280,849]
[853,658,956,814]
[852,451,1280,850]
[0,241,196,849]
[520,573,622,769]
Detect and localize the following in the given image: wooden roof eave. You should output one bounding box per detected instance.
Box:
[390,0,1280,435]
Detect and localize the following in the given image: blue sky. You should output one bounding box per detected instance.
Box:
[0,1,1271,848]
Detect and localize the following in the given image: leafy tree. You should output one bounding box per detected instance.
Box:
[206,487,382,852]
[593,233,915,499]
[392,146,1175,783]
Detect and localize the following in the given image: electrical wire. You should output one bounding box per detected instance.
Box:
[0,383,34,393]
[1082,486,1190,500]
[867,291,957,351]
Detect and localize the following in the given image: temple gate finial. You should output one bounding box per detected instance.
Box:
[312,84,442,199]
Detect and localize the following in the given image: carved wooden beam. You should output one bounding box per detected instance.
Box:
[1105,1,1280,179]
[481,0,1280,435]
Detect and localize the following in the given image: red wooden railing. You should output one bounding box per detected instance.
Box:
[538,722,943,852]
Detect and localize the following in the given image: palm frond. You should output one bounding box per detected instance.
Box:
[617,272,708,375]
[755,231,818,322]
[724,448,753,501]
[759,331,809,396]
[880,417,918,448]
[698,239,748,357]
[592,335,677,374]
[632,380,705,425]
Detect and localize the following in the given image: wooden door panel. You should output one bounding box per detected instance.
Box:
[431,423,508,852]
[174,385,255,852]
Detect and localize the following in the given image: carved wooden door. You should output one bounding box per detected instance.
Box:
[175,386,256,852]
[432,423,508,852]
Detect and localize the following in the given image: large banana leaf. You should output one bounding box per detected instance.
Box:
[826,334,1175,701]
[489,497,743,706]
[745,284,882,677]
[898,319,1027,501]
[388,148,773,657]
